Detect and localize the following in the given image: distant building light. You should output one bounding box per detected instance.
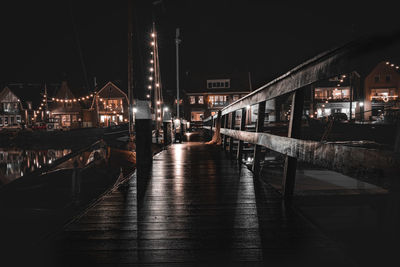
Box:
[386,62,390,65]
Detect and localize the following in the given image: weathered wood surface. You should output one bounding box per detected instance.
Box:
[45,142,355,266]
[219,128,400,178]
[221,32,400,116]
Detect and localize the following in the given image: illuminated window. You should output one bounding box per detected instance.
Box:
[315,87,350,101]
[370,88,397,101]
[209,95,227,106]
[190,96,196,104]
[198,96,204,104]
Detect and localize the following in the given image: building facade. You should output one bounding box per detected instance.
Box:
[184,73,251,124]
[310,71,361,120]
[363,61,400,121]
[49,81,83,128]
[92,82,129,127]
[0,87,26,128]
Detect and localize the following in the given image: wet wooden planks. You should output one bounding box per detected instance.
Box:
[47,142,355,266]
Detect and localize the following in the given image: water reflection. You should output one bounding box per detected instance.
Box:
[0,148,71,186]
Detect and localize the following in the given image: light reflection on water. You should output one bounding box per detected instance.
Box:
[0,148,71,186]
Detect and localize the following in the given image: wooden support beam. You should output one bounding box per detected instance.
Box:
[282,88,305,203]
[229,111,236,155]
[252,101,266,174]
[223,115,229,151]
[395,123,400,153]
[210,116,213,134]
[237,108,246,162]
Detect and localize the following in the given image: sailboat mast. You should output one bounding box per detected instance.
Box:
[127,0,134,135]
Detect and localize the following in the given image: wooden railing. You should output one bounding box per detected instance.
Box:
[203,32,400,203]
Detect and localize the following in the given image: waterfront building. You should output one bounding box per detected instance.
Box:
[92,81,129,127]
[49,81,83,128]
[183,72,251,125]
[0,86,26,128]
[310,71,361,120]
[363,61,400,121]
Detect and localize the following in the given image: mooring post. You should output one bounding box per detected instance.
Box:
[163,110,172,148]
[135,100,153,203]
[237,108,246,163]
[282,88,305,204]
[71,160,81,205]
[229,111,236,155]
[252,101,266,174]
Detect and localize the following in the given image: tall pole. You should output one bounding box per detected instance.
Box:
[127,0,134,135]
[175,28,181,119]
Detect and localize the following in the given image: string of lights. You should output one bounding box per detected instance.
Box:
[148,22,164,127]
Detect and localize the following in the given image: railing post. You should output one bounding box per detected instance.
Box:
[223,115,228,151]
[282,88,305,204]
[236,108,246,162]
[229,111,236,155]
[252,101,266,174]
[210,116,214,136]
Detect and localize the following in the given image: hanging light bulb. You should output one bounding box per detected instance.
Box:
[151,41,155,46]
[150,60,154,64]
[151,33,155,38]
[149,76,153,81]
[156,83,160,87]
[148,85,152,89]
[150,67,154,72]
[146,94,150,98]
[157,101,161,105]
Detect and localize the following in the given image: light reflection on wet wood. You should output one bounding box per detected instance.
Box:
[52,142,355,266]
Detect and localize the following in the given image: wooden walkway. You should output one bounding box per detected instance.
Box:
[43,142,355,266]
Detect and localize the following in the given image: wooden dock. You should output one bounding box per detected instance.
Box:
[39,142,355,266]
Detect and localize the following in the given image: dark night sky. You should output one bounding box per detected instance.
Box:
[1,0,400,97]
